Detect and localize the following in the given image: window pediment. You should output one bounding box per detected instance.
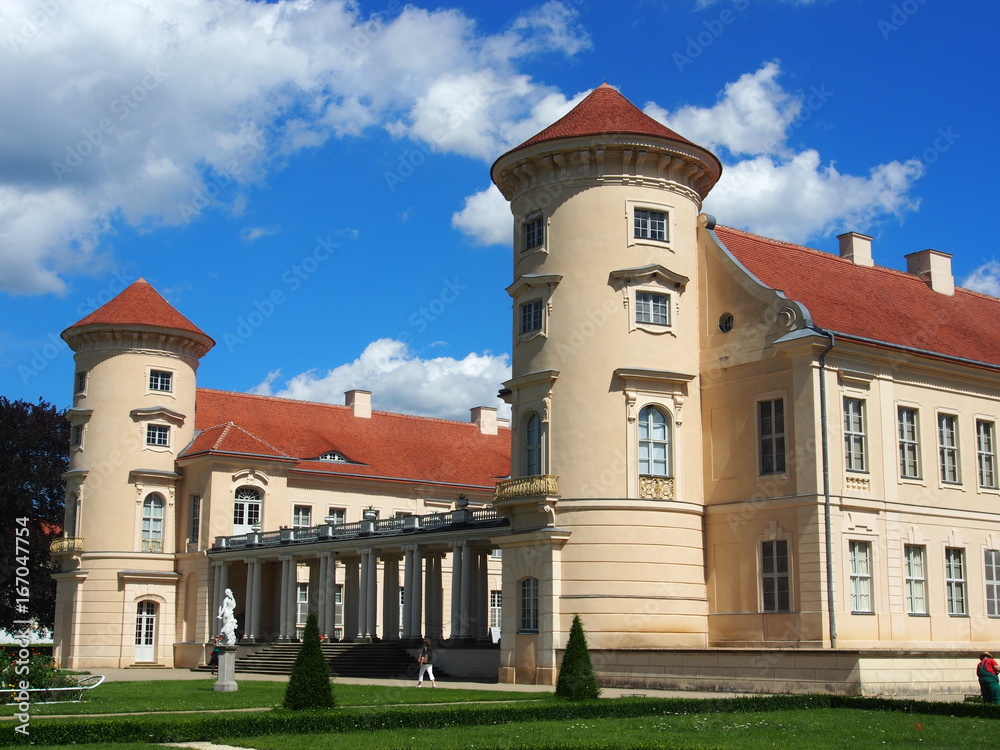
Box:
[130,406,185,425]
[609,265,688,291]
[505,274,563,299]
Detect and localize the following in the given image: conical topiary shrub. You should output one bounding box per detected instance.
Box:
[283,611,335,709]
[555,613,600,700]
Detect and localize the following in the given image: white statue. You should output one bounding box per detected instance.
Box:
[217,588,238,645]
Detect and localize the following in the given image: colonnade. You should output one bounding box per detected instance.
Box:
[210,541,495,643]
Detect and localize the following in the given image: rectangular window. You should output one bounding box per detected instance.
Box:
[759,399,786,475]
[295,583,309,638]
[520,300,543,334]
[898,407,920,479]
[635,291,670,325]
[490,589,503,629]
[146,424,169,447]
[938,414,960,483]
[293,505,312,528]
[904,544,926,615]
[519,577,538,631]
[190,495,201,547]
[634,209,667,241]
[849,540,873,613]
[524,216,544,250]
[844,398,867,472]
[977,420,998,489]
[326,507,346,525]
[761,539,790,612]
[71,424,84,447]
[945,547,966,615]
[149,370,173,392]
[986,549,1000,617]
[74,371,87,394]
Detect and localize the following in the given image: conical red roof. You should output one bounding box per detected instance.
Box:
[64,278,213,345]
[516,83,696,150]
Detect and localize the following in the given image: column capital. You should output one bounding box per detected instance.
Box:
[403,544,420,553]
[450,540,467,550]
[279,554,294,562]
[379,553,403,563]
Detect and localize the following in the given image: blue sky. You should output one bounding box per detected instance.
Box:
[1,0,997,420]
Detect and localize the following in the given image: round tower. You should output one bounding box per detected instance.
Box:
[53,279,213,668]
[490,85,721,684]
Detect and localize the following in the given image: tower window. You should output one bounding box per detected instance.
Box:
[75,370,87,394]
[149,370,173,392]
[636,292,670,325]
[525,411,541,476]
[520,300,543,334]
[638,405,670,477]
[634,209,667,242]
[524,215,544,251]
[141,493,165,553]
[146,424,170,447]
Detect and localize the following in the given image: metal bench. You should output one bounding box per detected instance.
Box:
[4,674,105,704]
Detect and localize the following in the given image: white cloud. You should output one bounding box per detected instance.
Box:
[252,338,512,421]
[962,262,1000,298]
[240,225,280,242]
[451,186,512,246]
[0,0,590,294]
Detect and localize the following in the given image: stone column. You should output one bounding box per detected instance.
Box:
[460,540,473,639]
[242,558,258,643]
[358,550,370,640]
[278,555,293,641]
[359,548,378,641]
[475,548,490,641]
[381,555,401,641]
[424,552,444,640]
[343,558,360,641]
[450,541,464,640]
[408,545,423,638]
[402,546,415,639]
[251,558,262,641]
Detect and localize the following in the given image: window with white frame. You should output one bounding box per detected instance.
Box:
[849,540,873,613]
[634,208,667,241]
[843,398,867,472]
[71,424,84,448]
[525,412,542,476]
[399,587,405,631]
[945,547,966,615]
[146,423,170,447]
[977,420,998,489]
[149,369,173,392]
[523,214,544,251]
[326,507,346,525]
[74,370,87,394]
[759,399,786,475]
[490,590,502,629]
[635,291,670,326]
[189,494,201,548]
[293,505,312,528]
[520,299,543,335]
[233,487,262,534]
[335,584,344,637]
[295,583,309,638]
[938,414,960,484]
[761,539,790,612]
[638,406,670,477]
[141,493,164,553]
[904,544,927,615]
[519,577,538,631]
[985,549,1000,617]
[898,407,920,479]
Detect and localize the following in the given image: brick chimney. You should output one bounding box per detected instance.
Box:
[905,249,954,296]
[470,406,498,435]
[345,389,372,418]
[837,231,874,267]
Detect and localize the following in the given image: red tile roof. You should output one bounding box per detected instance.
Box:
[65,278,213,345]
[713,225,1000,369]
[185,389,511,489]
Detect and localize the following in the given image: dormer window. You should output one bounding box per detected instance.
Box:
[319,451,348,462]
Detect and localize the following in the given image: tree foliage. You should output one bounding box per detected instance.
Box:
[0,397,67,633]
[283,611,335,710]
[555,613,601,700]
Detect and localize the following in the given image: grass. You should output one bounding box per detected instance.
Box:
[0,679,548,717]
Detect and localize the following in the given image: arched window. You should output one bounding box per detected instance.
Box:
[519,577,539,632]
[638,406,670,477]
[233,487,262,535]
[141,493,164,552]
[525,412,542,476]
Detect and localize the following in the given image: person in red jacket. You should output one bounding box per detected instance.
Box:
[977,652,1000,704]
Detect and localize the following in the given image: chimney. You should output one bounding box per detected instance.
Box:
[837,231,874,267]
[905,249,954,296]
[470,406,498,435]
[345,389,372,418]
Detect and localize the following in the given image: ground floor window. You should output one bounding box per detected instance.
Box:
[519,578,538,632]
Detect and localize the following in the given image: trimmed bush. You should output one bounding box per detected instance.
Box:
[556,613,600,700]
[282,612,334,710]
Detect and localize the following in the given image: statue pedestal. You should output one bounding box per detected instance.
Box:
[213,646,239,692]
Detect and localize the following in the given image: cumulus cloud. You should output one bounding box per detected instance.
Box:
[251,338,511,421]
[451,186,512,246]
[962,262,1000,298]
[0,0,590,294]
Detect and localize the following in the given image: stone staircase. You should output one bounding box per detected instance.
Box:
[201,641,425,679]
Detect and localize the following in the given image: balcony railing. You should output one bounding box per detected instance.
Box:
[494,475,559,503]
[49,537,84,553]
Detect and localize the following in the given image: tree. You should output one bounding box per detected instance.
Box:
[0,397,67,633]
[283,611,335,709]
[555,613,601,700]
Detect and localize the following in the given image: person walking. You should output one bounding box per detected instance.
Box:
[416,637,436,687]
[977,652,1000,704]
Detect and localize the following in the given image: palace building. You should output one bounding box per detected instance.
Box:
[50,84,1000,695]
